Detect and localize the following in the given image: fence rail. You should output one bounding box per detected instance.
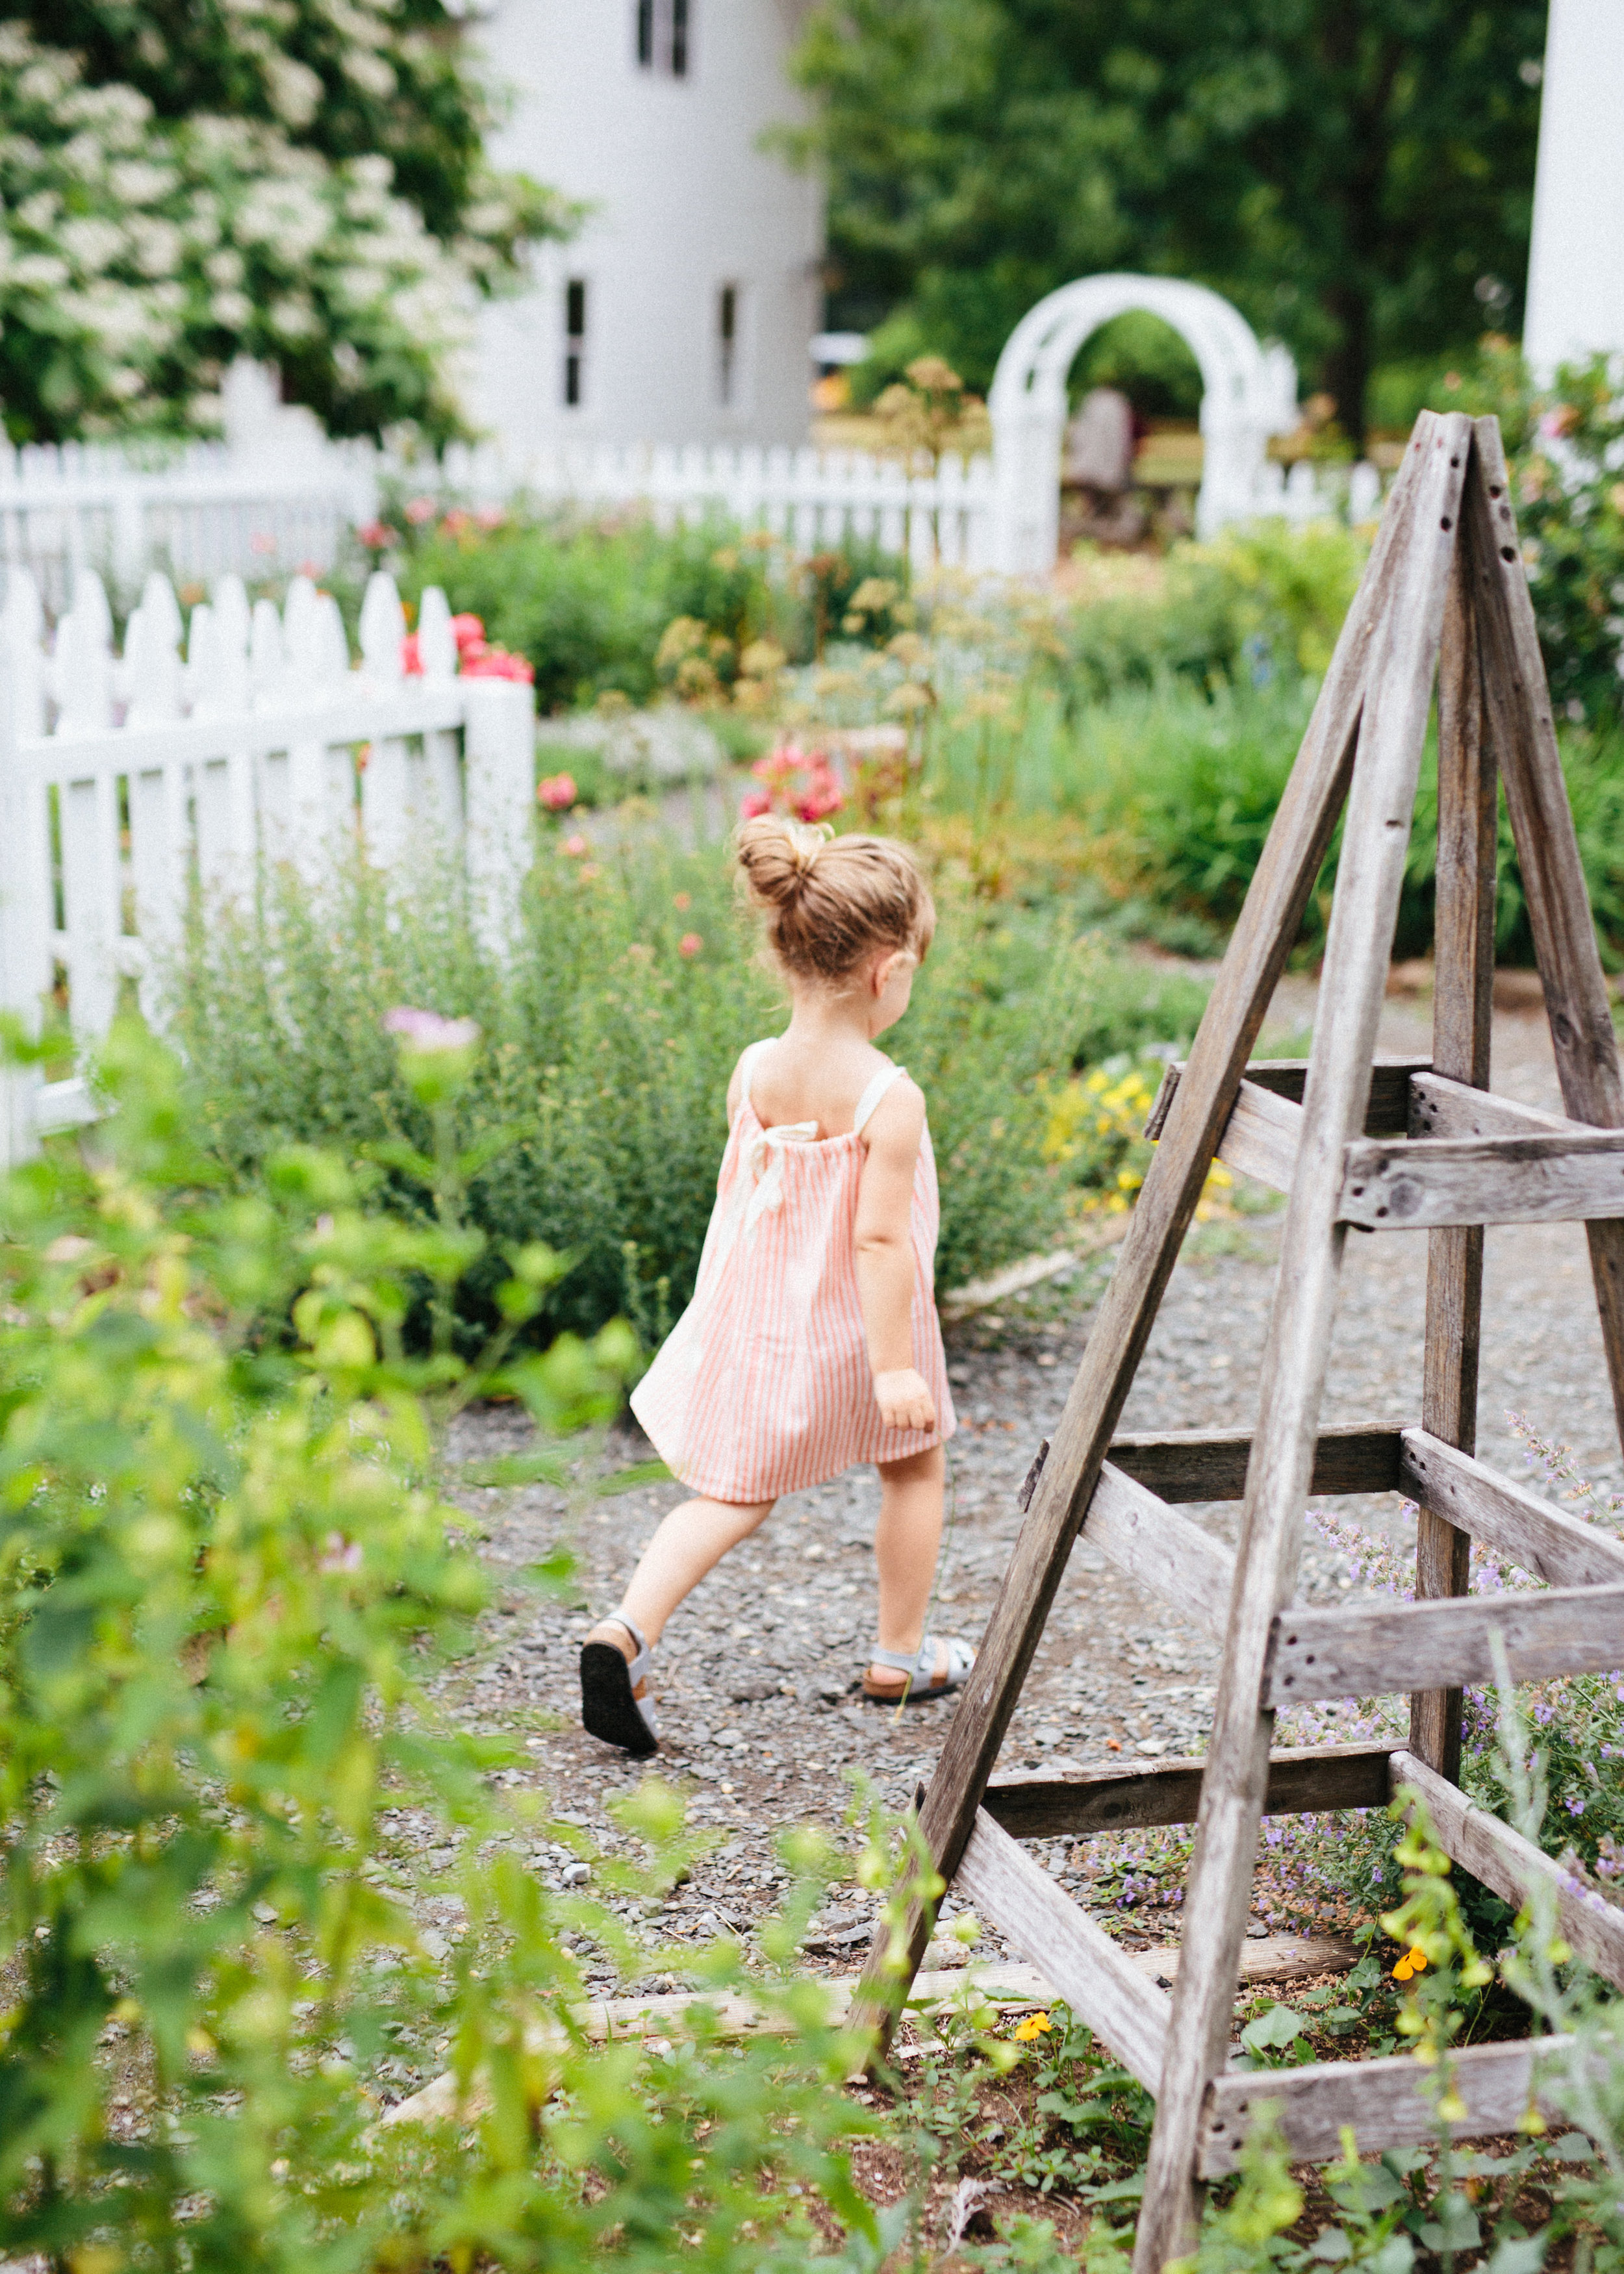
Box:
[0,562,535,1161]
[0,426,1384,600]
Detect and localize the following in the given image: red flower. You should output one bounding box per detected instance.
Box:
[739,787,772,818]
[678,932,704,958]
[462,647,534,683]
[357,521,396,551]
[538,772,577,811]
[401,631,423,676]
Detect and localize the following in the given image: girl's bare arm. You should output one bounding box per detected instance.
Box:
[854,1079,936,1432]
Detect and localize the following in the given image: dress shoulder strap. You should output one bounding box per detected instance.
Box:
[852,1060,907,1136]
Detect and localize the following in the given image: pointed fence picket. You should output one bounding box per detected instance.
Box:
[0,564,535,1161]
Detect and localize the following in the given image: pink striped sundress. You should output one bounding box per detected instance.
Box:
[629,1041,956,1502]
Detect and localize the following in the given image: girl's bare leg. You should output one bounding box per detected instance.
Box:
[585,1493,776,1683]
[868,1442,948,1691]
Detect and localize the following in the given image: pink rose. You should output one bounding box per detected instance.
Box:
[357,521,396,551]
[678,932,704,958]
[400,631,423,676]
[739,787,772,818]
[538,772,577,811]
[462,647,534,683]
[562,833,589,857]
[404,496,437,525]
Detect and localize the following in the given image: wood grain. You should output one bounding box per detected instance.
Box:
[1410,476,1497,1781]
[1399,1430,1624,1589]
[1463,419,1624,1448]
[1212,1079,1302,1194]
[1339,1127,1624,1228]
[1265,1582,1624,1702]
[1391,1748,1624,1991]
[1147,1055,1428,1143]
[855,438,1438,2069]
[1199,2034,1573,2177]
[1409,1071,1578,1141]
[954,1808,1171,2092]
[1108,1424,1404,1504]
[1134,413,1476,2274]
[1083,1463,1235,1635]
[982,1743,1397,1839]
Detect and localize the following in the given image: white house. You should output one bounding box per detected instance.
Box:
[466,0,824,457]
[1523,0,1624,374]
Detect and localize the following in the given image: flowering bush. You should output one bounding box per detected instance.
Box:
[0,8,567,447]
[400,608,534,683]
[740,741,846,824]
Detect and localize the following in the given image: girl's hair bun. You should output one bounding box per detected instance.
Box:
[735,813,933,986]
[735,815,829,909]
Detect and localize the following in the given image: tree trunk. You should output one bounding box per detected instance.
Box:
[1323,284,1374,454]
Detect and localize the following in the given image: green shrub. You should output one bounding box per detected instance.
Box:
[167,837,1194,1342]
[0,1022,894,2268]
[343,505,909,714]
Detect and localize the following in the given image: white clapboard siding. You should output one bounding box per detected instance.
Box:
[0,564,535,1161]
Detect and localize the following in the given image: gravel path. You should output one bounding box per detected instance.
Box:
[440,983,1621,1991]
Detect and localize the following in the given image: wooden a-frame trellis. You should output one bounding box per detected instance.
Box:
[854,411,1624,2270]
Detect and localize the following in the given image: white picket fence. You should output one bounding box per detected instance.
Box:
[0,436,377,616]
[0,427,1384,603]
[433,438,1000,571]
[0,564,535,1161]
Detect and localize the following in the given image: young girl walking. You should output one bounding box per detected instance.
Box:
[579,815,974,1756]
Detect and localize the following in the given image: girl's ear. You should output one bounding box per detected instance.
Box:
[871,949,904,997]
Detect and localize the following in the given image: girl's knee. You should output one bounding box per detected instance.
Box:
[877,1443,945,1488]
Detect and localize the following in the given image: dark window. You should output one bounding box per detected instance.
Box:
[564,277,587,407]
[717,283,738,407]
[634,0,690,78]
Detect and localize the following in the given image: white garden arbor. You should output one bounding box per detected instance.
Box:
[988,275,1302,571]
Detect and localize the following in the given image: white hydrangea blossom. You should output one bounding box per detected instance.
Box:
[0,10,563,444]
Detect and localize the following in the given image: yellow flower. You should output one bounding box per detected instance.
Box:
[1011,2012,1053,2041]
[1393,1958,1414,1981]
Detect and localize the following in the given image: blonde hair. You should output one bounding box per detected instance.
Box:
[735,816,935,987]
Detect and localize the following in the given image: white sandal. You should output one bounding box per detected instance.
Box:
[861,1634,976,1704]
[580,1615,659,1756]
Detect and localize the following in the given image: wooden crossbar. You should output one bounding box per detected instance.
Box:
[1265,1581,1624,1701]
[1391,1749,1624,1990]
[1083,1463,1235,1633]
[853,420,1624,2272]
[1340,1126,1624,1228]
[1198,2035,1574,2177]
[953,1809,1171,2091]
[983,1745,1396,1839]
[1108,1423,1404,1501]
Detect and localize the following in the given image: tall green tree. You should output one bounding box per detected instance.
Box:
[785,1,1547,442]
[0,0,570,447]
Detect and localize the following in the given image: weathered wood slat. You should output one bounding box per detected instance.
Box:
[1399,1430,1624,1590]
[953,1808,1171,2093]
[1410,505,1497,1781]
[1409,1070,1579,1142]
[1108,1424,1403,1504]
[1465,416,1624,1446]
[1135,416,1477,2274]
[1199,2035,1573,2177]
[1147,1055,1429,1143]
[983,1744,1396,1839]
[1082,1464,1234,1634]
[1212,1079,1302,1194]
[1339,1126,1624,1229]
[1265,1582,1624,1703]
[1391,1749,1624,1991]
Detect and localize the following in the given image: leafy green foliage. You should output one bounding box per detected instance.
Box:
[375,505,909,714]
[0,0,566,444]
[785,0,1545,434]
[166,839,1200,1340]
[0,1019,900,2268]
